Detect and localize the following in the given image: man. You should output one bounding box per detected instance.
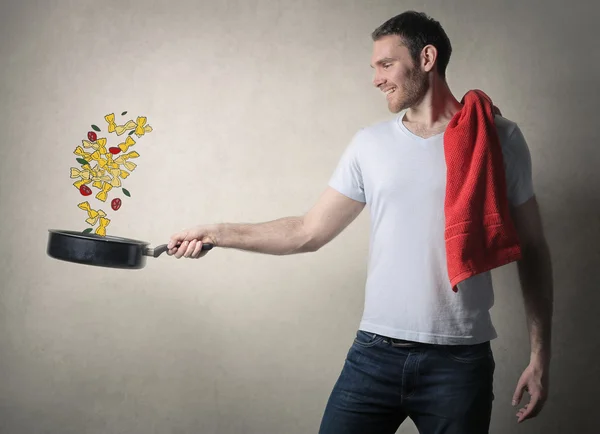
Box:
[167,11,553,434]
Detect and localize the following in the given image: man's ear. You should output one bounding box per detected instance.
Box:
[421,44,437,73]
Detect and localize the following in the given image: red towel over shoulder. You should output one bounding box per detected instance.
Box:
[444,89,522,292]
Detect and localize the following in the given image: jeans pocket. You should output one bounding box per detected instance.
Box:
[353,330,384,348]
[439,341,492,364]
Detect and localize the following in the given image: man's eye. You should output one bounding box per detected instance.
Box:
[383,63,391,69]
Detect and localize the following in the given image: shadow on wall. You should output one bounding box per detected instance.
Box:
[528,75,600,433]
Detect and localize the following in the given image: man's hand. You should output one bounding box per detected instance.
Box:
[512,358,550,423]
[167,225,217,259]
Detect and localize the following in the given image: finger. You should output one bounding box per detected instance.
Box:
[169,229,197,249]
[512,377,527,406]
[168,232,187,249]
[191,240,203,258]
[518,395,540,423]
[167,241,180,256]
[516,405,528,421]
[184,240,197,258]
[174,240,189,259]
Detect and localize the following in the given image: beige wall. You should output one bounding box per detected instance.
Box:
[1,0,598,433]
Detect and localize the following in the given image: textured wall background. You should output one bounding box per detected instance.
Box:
[1,0,598,433]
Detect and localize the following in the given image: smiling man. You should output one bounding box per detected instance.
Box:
[168,11,553,434]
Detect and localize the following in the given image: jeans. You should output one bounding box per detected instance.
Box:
[318,330,496,434]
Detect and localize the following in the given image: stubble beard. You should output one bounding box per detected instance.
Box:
[388,66,429,114]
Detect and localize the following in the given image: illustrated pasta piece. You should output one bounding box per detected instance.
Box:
[106,154,119,170]
[96,138,108,155]
[90,150,108,169]
[105,113,137,136]
[73,178,91,190]
[117,120,137,135]
[104,113,117,133]
[78,201,98,223]
[118,136,136,153]
[71,165,93,194]
[91,171,111,183]
[70,167,91,180]
[74,146,93,161]
[108,168,122,187]
[134,116,152,137]
[114,151,139,172]
[81,138,105,153]
[97,166,129,186]
[89,166,108,189]
[96,182,113,202]
[96,216,110,236]
[78,201,106,226]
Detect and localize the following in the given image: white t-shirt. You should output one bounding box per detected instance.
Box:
[328,111,535,345]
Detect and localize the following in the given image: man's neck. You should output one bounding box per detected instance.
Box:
[403,78,462,129]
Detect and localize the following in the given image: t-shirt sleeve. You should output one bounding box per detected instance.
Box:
[503,124,535,206]
[328,130,366,203]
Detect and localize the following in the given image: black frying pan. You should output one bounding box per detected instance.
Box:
[47,229,214,269]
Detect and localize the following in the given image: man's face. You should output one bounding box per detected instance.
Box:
[371,35,429,113]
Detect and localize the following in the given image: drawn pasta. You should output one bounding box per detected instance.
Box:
[69,112,152,235]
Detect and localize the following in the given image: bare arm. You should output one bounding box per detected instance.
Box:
[215,187,366,255]
[173,187,365,257]
[509,194,554,422]
[510,195,554,362]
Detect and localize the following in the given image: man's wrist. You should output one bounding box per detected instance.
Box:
[530,348,551,367]
[209,223,223,247]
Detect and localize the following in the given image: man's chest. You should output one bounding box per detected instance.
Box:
[361,141,447,202]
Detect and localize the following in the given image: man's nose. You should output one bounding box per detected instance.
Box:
[373,74,385,88]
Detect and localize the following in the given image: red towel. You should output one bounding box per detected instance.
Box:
[443,89,522,292]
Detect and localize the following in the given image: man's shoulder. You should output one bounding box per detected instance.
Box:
[493,114,520,140]
[492,114,532,169]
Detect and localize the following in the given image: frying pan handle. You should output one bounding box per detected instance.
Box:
[146,242,214,258]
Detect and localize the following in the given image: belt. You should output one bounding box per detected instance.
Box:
[379,335,422,348]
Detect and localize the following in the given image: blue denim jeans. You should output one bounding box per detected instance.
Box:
[318,330,495,434]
